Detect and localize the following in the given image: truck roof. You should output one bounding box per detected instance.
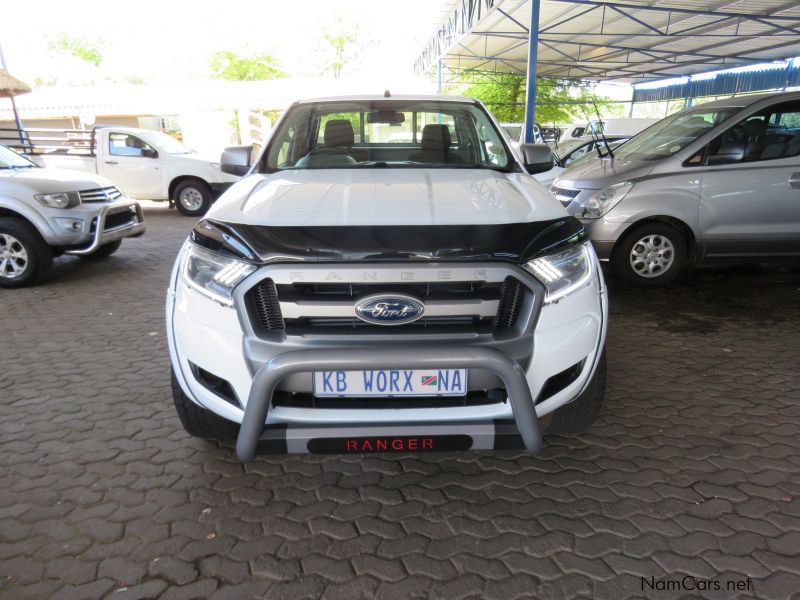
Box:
[296,94,479,104]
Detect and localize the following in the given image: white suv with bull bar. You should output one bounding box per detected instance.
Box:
[166,95,607,461]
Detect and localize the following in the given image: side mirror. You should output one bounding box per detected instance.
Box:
[221,145,253,176]
[707,141,744,165]
[141,147,158,159]
[520,143,554,174]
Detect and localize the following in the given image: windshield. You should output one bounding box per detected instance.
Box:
[0,145,37,169]
[143,131,193,154]
[501,124,521,140]
[263,100,512,171]
[554,139,589,158]
[613,107,739,161]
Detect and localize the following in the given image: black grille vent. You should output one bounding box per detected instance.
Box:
[285,315,495,335]
[277,281,498,301]
[247,279,284,333]
[495,277,523,329]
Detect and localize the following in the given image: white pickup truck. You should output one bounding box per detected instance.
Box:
[28,127,239,216]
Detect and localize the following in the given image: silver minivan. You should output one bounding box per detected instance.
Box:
[551,92,800,285]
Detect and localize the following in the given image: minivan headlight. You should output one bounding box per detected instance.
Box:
[180,243,256,306]
[576,181,632,218]
[34,192,79,208]
[524,243,595,304]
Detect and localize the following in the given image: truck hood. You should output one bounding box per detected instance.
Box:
[208,168,567,226]
[0,166,113,193]
[553,157,656,190]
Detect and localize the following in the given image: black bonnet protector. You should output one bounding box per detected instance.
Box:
[191,217,587,265]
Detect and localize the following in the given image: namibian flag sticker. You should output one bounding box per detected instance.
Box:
[421,374,438,387]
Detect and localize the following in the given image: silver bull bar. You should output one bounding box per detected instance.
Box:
[236,346,542,462]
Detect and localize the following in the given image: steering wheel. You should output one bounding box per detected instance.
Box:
[307,146,352,157]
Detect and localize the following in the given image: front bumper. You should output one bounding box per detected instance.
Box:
[236,346,542,462]
[64,202,146,256]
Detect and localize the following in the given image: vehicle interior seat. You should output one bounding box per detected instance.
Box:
[296,119,357,167]
[324,119,355,149]
[409,124,462,164]
[742,119,767,161]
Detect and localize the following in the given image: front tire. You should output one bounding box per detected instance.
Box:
[0,218,53,288]
[613,223,686,286]
[544,351,606,436]
[174,179,213,217]
[80,239,122,260]
[171,369,238,440]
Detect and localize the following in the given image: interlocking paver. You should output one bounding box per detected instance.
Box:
[1,206,798,598]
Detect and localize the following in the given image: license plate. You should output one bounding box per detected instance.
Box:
[313,369,468,397]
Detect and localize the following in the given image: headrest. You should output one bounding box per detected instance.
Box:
[742,119,767,137]
[324,119,354,147]
[420,124,451,151]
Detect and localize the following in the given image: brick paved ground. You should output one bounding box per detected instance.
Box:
[1,205,799,599]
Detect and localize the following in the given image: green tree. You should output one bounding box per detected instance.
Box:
[450,70,620,124]
[210,50,286,81]
[318,17,366,79]
[49,34,105,66]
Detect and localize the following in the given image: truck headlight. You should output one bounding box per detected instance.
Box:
[576,181,632,218]
[181,243,256,306]
[524,243,595,304]
[34,192,79,209]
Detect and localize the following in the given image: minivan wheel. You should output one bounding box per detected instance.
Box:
[174,179,213,217]
[613,223,686,286]
[0,218,53,288]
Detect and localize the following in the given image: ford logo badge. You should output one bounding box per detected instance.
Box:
[354,294,424,326]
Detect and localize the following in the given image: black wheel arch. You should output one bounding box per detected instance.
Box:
[0,207,50,244]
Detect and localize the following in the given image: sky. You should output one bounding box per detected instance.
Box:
[1,0,448,88]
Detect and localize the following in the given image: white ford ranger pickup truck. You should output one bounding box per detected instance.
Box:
[166,95,608,462]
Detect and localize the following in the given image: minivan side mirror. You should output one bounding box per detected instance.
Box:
[519,143,554,174]
[707,141,744,166]
[221,145,253,176]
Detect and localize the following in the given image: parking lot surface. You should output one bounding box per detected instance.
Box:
[1,205,799,600]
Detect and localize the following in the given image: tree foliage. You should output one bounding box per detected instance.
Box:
[49,34,105,66]
[451,70,620,124]
[318,17,365,79]
[210,50,286,81]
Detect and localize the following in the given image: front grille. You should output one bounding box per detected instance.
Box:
[246,279,284,334]
[550,185,581,206]
[245,273,530,338]
[79,186,123,203]
[273,388,507,409]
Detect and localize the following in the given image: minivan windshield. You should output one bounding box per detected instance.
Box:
[0,144,37,169]
[263,100,512,171]
[612,107,739,161]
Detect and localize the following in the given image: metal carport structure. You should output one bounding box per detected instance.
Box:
[416,0,800,141]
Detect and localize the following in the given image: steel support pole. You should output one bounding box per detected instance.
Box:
[524,0,541,143]
[437,58,443,94]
